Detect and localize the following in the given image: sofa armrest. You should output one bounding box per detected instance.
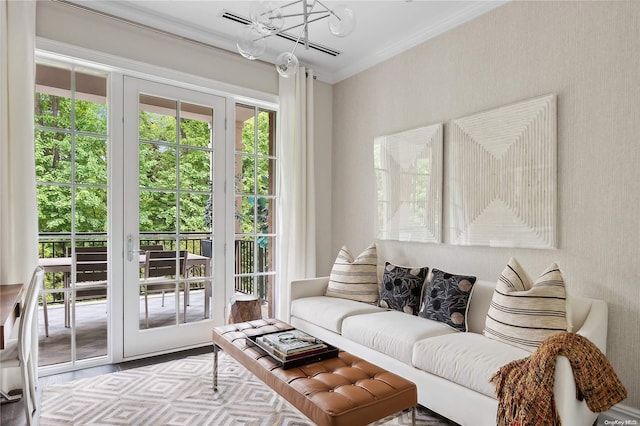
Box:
[575,299,608,354]
[291,277,329,301]
[553,299,608,425]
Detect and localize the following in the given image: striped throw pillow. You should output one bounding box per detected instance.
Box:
[326,244,379,303]
[484,257,568,352]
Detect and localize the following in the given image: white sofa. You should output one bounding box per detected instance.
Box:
[289,277,608,426]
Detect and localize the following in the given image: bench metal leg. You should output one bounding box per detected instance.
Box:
[213,344,219,392]
[411,406,416,425]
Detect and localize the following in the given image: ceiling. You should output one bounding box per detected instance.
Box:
[64,0,507,84]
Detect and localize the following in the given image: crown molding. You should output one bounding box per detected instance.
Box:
[329,0,508,84]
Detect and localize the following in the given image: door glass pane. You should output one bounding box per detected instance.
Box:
[180,149,211,191]
[139,94,177,143]
[76,136,107,185]
[138,95,213,330]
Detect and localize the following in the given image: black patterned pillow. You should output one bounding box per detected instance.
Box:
[379,262,429,315]
[419,269,476,331]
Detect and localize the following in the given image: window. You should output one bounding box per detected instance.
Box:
[34,63,109,365]
[234,104,277,317]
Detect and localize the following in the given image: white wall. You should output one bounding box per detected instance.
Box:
[332,0,640,410]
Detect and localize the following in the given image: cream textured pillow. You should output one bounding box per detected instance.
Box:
[326,243,378,303]
[484,257,568,352]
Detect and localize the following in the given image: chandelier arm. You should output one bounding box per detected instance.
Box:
[278,0,303,11]
[278,10,328,19]
[314,0,340,20]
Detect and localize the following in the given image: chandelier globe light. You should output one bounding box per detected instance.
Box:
[236,0,356,78]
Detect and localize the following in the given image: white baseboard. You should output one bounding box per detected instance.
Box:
[597,404,640,425]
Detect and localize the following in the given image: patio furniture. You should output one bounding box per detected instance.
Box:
[42,251,110,335]
[0,266,44,424]
[38,251,212,334]
[67,252,109,328]
[142,250,188,328]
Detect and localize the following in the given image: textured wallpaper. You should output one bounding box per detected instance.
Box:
[332,0,640,410]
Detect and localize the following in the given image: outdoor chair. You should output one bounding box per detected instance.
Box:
[42,246,108,337]
[0,266,45,425]
[142,250,188,328]
[65,252,109,329]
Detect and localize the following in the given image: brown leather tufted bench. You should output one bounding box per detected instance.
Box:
[212,318,417,426]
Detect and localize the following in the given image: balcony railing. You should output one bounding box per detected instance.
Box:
[38,232,270,302]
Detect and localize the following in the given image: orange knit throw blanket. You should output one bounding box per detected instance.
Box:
[491,332,627,426]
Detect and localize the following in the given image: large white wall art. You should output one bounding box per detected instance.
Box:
[374,123,443,243]
[448,94,557,248]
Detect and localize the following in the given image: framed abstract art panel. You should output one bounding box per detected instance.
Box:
[374,123,443,243]
[448,94,557,248]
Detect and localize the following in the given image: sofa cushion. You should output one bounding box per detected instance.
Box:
[418,269,476,332]
[378,262,429,315]
[342,311,455,365]
[291,296,385,334]
[326,243,379,303]
[412,332,530,398]
[484,257,568,351]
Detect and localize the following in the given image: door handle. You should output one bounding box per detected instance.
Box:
[127,234,144,261]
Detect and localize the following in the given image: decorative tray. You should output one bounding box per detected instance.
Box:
[247,329,339,369]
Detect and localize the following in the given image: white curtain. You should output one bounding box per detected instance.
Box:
[0,0,38,287]
[275,68,316,321]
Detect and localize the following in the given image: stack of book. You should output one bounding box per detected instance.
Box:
[255,329,330,362]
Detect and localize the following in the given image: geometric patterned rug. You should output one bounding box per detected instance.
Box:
[40,352,456,425]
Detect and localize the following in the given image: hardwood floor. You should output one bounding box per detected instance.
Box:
[0,346,214,426]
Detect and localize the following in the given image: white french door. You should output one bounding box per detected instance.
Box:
[122,77,227,357]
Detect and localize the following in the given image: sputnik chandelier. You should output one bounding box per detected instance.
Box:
[236,0,356,78]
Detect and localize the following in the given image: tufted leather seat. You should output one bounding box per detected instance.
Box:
[212,319,417,426]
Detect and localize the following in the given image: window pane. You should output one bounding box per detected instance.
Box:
[235,154,254,194]
[75,187,107,233]
[37,185,72,233]
[237,105,255,154]
[256,110,275,157]
[235,237,254,275]
[236,196,255,234]
[257,236,274,273]
[34,93,72,130]
[76,136,107,185]
[139,143,176,189]
[74,70,107,134]
[35,131,72,183]
[35,61,72,130]
[256,197,274,234]
[256,158,274,195]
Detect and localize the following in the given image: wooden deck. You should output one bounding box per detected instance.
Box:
[37,289,213,366]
